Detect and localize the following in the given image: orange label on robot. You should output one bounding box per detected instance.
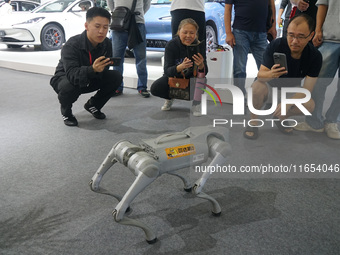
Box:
[165,144,196,159]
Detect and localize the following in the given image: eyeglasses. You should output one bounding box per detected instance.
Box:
[287,32,312,41]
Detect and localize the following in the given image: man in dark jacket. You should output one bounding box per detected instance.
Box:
[50,7,122,126]
[244,14,322,140]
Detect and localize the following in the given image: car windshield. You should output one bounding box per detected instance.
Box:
[35,0,75,12]
[95,0,107,9]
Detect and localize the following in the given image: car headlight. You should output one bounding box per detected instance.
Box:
[14,17,45,25]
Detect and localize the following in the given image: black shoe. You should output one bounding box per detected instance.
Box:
[62,115,78,126]
[84,102,106,119]
[139,89,150,98]
[112,90,123,97]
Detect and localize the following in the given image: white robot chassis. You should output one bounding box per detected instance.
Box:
[89,126,231,244]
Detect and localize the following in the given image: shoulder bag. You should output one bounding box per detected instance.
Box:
[168,71,191,101]
[110,0,137,32]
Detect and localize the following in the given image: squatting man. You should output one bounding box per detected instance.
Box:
[50,7,122,126]
[243,14,322,140]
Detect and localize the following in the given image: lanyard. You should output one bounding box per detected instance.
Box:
[88,51,92,65]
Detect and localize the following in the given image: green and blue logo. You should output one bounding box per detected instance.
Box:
[197,82,222,115]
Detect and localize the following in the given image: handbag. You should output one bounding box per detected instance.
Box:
[168,71,191,101]
[110,0,137,32]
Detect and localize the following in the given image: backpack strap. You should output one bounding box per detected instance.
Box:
[131,0,137,13]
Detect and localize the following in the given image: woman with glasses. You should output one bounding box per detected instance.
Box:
[150,18,208,116]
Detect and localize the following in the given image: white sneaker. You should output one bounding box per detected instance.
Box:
[192,104,202,117]
[294,122,324,132]
[161,99,174,111]
[324,123,340,140]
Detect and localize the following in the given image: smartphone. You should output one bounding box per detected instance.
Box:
[303,0,310,3]
[187,46,199,62]
[273,52,288,72]
[109,57,121,66]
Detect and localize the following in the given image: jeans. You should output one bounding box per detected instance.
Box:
[306,42,340,129]
[232,29,268,95]
[111,23,148,92]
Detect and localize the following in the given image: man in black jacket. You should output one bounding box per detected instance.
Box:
[50,7,122,126]
[244,14,322,140]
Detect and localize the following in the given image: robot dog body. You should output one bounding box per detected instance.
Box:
[90,126,231,243]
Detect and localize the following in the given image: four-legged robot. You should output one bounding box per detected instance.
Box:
[89,126,231,244]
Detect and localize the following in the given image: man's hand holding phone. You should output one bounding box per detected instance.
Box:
[270,64,288,78]
[273,52,288,77]
[93,56,111,73]
[92,56,121,73]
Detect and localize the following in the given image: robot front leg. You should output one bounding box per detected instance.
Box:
[192,136,231,216]
[89,146,121,201]
[113,164,159,244]
[192,153,225,216]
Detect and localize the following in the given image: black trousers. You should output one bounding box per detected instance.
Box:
[170,9,206,59]
[150,75,170,100]
[51,70,122,116]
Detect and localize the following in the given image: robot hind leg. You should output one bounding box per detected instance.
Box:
[112,212,157,244]
[167,172,192,192]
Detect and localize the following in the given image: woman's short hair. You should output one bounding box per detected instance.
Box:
[176,18,199,37]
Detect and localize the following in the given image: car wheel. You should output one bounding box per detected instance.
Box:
[40,24,64,51]
[7,45,23,48]
[206,24,217,52]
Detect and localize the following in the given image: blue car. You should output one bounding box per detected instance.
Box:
[144,0,226,52]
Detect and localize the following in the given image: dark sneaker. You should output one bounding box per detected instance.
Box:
[139,89,150,98]
[84,102,106,119]
[112,90,123,97]
[62,115,78,126]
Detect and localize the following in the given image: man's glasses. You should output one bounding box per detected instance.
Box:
[287,32,312,41]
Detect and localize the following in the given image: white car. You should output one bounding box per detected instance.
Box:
[0,0,104,50]
[0,0,40,12]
